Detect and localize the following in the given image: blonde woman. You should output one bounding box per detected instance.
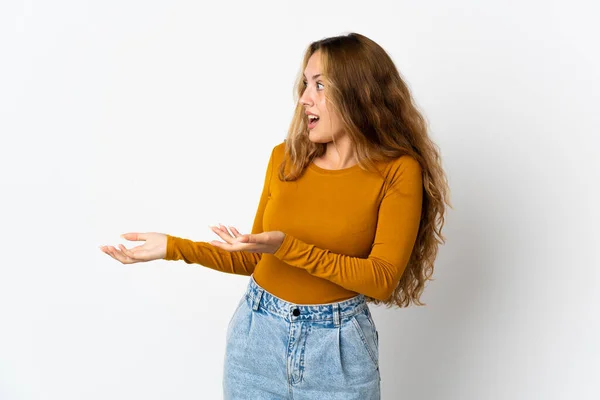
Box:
[100,32,451,399]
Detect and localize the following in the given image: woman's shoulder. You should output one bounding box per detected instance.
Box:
[396,154,421,172]
[273,140,286,154]
[377,154,422,175]
[267,141,286,164]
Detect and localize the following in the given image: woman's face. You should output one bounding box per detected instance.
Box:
[299,51,345,143]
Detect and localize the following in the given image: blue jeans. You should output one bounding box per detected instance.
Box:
[223,274,381,399]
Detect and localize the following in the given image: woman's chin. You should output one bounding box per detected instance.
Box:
[307,131,330,143]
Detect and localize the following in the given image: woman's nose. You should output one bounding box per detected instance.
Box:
[299,89,313,107]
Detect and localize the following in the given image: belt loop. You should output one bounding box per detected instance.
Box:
[333,303,340,327]
[252,287,264,311]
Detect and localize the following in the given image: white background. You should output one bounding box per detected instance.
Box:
[1,0,599,399]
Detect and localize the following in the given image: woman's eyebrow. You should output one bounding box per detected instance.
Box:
[303,73,322,80]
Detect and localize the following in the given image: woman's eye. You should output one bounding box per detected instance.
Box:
[302,81,324,90]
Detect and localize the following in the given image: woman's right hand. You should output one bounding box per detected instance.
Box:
[99,232,167,264]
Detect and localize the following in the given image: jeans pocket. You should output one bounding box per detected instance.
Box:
[350,309,379,369]
[227,294,247,332]
[366,312,379,349]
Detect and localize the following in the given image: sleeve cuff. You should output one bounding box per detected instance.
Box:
[164,234,176,260]
[272,233,294,259]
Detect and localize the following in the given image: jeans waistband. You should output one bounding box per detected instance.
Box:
[245,274,367,326]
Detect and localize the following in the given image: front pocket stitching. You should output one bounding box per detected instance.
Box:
[366,313,379,348]
[227,294,247,330]
[350,315,378,368]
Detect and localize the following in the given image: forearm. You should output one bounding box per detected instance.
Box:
[165,234,261,275]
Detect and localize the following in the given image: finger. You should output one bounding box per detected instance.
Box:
[103,246,120,261]
[232,235,248,243]
[210,226,234,243]
[108,246,133,264]
[235,234,254,243]
[209,225,227,235]
[118,244,140,260]
[210,240,254,252]
[120,232,147,242]
[102,246,118,257]
[229,226,242,238]
[210,240,232,250]
[210,240,223,249]
[100,245,115,256]
[218,224,235,237]
[104,246,136,264]
[214,223,227,232]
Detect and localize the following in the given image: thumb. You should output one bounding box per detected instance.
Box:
[120,232,147,242]
[237,234,254,243]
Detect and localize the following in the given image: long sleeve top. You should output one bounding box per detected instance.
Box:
[164,141,423,304]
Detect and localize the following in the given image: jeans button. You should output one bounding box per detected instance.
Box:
[292,308,300,316]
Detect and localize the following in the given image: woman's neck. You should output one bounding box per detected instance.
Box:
[316,138,357,169]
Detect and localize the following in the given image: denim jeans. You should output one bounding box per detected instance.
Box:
[223,274,381,399]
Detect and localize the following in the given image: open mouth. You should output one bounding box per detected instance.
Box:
[308,115,320,129]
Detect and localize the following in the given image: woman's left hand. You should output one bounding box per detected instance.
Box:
[209,224,285,254]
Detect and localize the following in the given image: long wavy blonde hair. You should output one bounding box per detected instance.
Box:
[277,32,452,308]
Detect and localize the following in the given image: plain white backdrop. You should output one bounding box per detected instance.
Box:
[1,0,598,399]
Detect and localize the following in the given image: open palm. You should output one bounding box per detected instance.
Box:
[99,232,167,264]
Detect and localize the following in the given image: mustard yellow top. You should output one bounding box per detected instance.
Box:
[165,141,423,304]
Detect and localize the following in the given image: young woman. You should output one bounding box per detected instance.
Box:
[100,32,450,399]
